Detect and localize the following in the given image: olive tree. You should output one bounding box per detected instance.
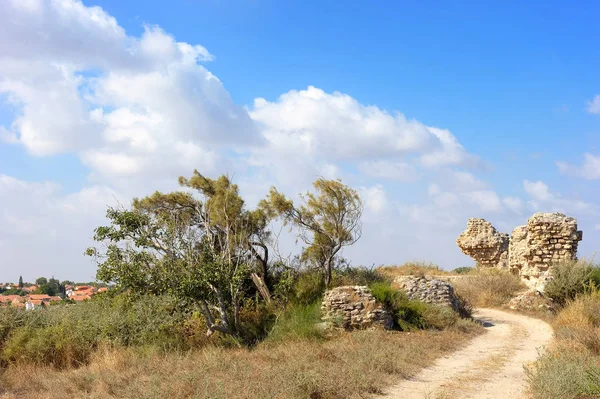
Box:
[260,178,363,287]
[86,171,273,337]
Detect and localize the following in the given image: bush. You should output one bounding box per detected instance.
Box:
[554,290,600,355]
[527,344,600,399]
[453,269,524,307]
[332,265,386,287]
[266,302,323,343]
[369,282,465,331]
[545,260,600,307]
[0,294,198,368]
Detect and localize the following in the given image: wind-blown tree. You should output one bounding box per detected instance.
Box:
[86,171,273,337]
[260,178,363,287]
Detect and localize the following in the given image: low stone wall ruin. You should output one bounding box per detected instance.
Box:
[393,275,460,312]
[321,286,393,330]
[457,212,583,291]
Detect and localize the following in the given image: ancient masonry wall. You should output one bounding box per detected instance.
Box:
[321,286,393,330]
[457,213,583,291]
[456,218,509,269]
[510,213,582,290]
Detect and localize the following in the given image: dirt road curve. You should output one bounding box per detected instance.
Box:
[381,308,553,399]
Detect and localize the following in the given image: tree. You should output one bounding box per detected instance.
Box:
[35,277,48,286]
[261,178,363,287]
[18,276,23,289]
[87,171,274,337]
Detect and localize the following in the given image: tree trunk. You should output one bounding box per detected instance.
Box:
[324,257,333,288]
[251,272,272,304]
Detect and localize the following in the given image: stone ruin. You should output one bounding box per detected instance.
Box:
[393,275,460,312]
[321,286,393,330]
[456,219,509,270]
[456,212,583,291]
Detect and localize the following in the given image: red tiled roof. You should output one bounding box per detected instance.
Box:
[72,295,91,301]
[49,296,62,302]
[28,294,51,300]
[97,287,108,293]
[28,299,45,306]
[0,295,24,302]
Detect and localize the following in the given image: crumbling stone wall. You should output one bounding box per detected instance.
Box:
[456,218,509,269]
[512,213,582,290]
[457,213,583,291]
[321,286,393,330]
[394,276,460,312]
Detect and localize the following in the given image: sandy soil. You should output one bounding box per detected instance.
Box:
[380,308,553,399]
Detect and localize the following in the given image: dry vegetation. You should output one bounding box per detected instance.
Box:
[378,261,453,279]
[526,260,600,399]
[452,269,524,308]
[0,327,481,399]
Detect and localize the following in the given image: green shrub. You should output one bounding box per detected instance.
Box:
[369,282,463,331]
[0,294,198,368]
[266,302,323,343]
[290,271,326,305]
[332,265,386,287]
[527,345,600,399]
[545,260,599,307]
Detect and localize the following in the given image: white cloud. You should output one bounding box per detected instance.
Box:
[556,153,600,180]
[0,0,258,189]
[249,86,480,167]
[523,180,553,201]
[462,190,503,213]
[586,95,600,114]
[360,185,388,215]
[523,180,596,215]
[358,160,418,181]
[502,196,524,214]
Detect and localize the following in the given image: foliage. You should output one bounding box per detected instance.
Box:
[545,259,600,307]
[0,294,201,368]
[527,344,600,399]
[18,276,23,289]
[266,302,324,343]
[369,282,466,331]
[34,277,63,296]
[87,170,274,337]
[261,178,363,287]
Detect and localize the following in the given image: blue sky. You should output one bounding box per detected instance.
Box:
[0,0,598,282]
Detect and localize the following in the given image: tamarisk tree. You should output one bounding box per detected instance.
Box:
[261,178,363,287]
[86,171,273,337]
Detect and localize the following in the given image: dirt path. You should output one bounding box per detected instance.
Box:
[381,308,553,399]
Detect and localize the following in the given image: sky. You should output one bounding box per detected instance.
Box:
[0,0,599,282]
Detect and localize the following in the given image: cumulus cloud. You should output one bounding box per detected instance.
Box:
[358,160,419,181]
[0,174,118,280]
[556,153,600,180]
[523,180,596,215]
[586,95,600,114]
[0,0,258,190]
[249,86,480,167]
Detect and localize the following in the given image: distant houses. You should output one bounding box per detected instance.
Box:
[1,282,108,310]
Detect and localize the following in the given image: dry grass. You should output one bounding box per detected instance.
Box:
[378,261,453,279]
[0,327,481,399]
[527,291,600,398]
[453,269,524,307]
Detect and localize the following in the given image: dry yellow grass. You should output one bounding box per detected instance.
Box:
[0,327,481,399]
[378,261,453,279]
[453,269,524,307]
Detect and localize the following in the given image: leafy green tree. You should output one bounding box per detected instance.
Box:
[261,178,363,287]
[87,171,273,337]
[35,277,48,286]
[18,276,23,289]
